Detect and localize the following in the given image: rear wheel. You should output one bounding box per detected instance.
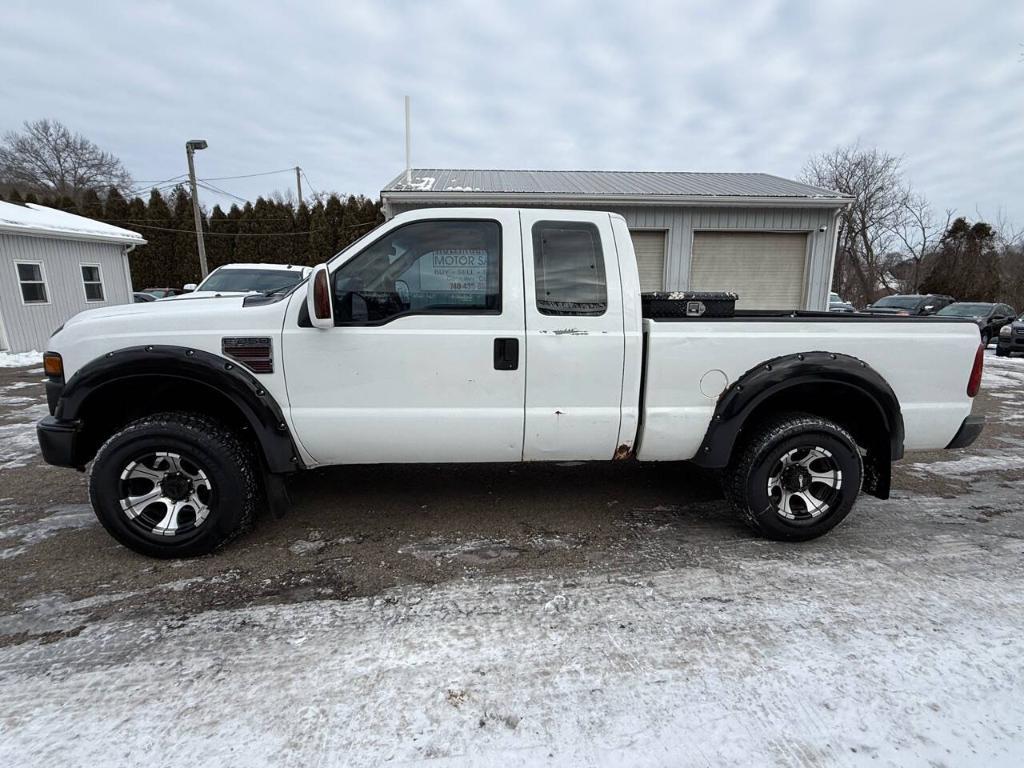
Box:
[725,413,863,541]
[89,412,259,557]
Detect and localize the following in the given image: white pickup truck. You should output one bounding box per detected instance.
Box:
[37,208,986,557]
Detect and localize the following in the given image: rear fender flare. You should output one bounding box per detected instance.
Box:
[693,351,904,483]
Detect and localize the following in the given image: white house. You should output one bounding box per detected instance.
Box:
[0,201,145,353]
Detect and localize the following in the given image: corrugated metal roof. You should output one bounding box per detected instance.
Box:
[382,169,845,200]
[0,201,146,244]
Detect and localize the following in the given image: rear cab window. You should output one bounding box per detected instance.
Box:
[531,221,607,316]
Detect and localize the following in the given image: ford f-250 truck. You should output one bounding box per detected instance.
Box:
[37,208,986,557]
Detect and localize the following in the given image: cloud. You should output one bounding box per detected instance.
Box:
[2,0,1022,224]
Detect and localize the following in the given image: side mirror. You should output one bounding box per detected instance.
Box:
[183,283,197,292]
[923,305,935,313]
[307,264,334,329]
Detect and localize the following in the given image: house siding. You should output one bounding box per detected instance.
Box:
[384,200,839,310]
[0,233,133,352]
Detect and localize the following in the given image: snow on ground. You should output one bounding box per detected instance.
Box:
[0,351,41,368]
[2,482,1024,768]
[0,374,49,471]
[0,504,95,560]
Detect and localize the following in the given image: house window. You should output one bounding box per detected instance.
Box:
[81,264,104,302]
[15,262,48,304]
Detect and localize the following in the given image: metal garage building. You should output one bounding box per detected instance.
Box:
[0,201,145,353]
[381,170,851,311]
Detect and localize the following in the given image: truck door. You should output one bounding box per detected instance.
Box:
[519,211,626,460]
[282,210,526,464]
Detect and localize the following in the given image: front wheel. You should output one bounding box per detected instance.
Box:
[724,413,863,541]
[89,412,260,557]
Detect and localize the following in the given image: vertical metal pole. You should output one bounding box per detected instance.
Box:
[295,166,303,205]
[186,146,209,277]
[404,95,412,185]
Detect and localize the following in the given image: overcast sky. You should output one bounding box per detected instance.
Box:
[3,0,1022,224]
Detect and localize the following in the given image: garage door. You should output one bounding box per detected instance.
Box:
[629,231,666,292]
[690,232,808,309]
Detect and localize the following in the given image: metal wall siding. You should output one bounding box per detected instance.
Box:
[0,233,132,352]
[385,202,837,310]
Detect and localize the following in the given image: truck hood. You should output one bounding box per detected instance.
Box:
[63,294,249,327]
[51,293,294,380]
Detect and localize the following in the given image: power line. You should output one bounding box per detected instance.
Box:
[300,169,319,199]
[200,167,296,181]
[122,218,381,237]
[197,180,248,204]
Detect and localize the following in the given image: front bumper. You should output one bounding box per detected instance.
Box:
[37,416,84,469]
[997,334,1024,352]
[945,416,985,450]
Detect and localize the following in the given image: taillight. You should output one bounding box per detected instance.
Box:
[967,344,984,397]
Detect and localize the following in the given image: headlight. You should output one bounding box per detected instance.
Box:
[1000,325,1012,337]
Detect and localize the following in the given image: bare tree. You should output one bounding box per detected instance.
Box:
[0,119,132,201]
[889,194,953,292]
[801,144,915,306]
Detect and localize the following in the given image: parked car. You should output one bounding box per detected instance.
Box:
[170,263,312,300]
[996,313,1024,357]
[38,208,985,557]
[133,292,157,303]
[936,302,1017,347]
[863,294,955,316]
[828,292,856,313]
[142,287,187,298]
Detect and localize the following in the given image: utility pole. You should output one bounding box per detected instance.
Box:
[185,139,209,277]
[295,166,303,205]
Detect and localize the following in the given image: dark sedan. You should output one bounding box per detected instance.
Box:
[997,313,1024,357]
[862,294,955,316]
[937,302,1017,347]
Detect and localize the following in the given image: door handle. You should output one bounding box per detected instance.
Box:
[493,338,519,370]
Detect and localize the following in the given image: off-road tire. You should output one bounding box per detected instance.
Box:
[724,412,863,542]
[89,412,259,557]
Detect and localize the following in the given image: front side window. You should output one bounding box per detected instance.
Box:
[332,219,501,324]
[81,264,104,301]
[16,262,47,303]
[532,221,607,316]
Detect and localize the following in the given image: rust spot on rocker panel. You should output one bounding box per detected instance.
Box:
[613,443,634,460]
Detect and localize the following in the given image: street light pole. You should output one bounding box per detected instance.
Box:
[185,139,209,278]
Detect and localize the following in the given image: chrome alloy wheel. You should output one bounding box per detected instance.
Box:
[767,446,843,521]
[119,451,212,536]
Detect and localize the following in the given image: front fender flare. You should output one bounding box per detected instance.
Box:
[56,345,300,473]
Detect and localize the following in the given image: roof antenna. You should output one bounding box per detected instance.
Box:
[404,95,412,185]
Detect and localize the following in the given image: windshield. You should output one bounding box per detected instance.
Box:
[198,268,304,293]
[937,303,991,317]
[872,296,922,309]
[829,293,842,302]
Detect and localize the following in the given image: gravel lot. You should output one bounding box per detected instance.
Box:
[2,351,1023,766]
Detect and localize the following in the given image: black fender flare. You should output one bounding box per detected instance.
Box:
[692,351,904,479]
[56,345,301,473]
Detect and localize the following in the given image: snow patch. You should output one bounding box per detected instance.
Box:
[907,452,1024,478]
[0,504,96,559]
[0,351,41,368]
